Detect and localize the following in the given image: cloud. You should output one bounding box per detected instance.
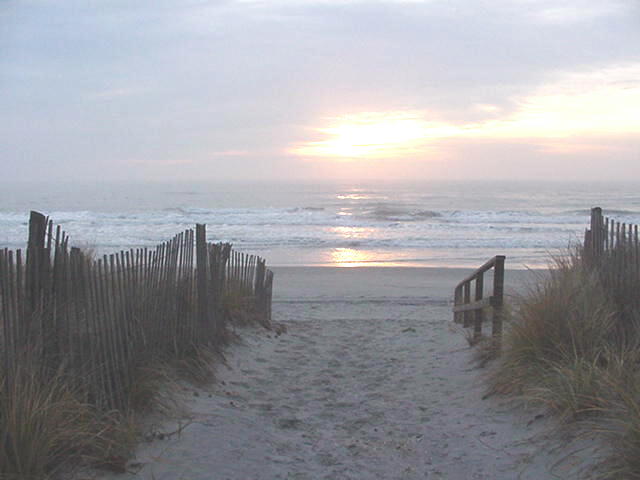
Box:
[289,62,640,162]
[1,0,639,181]
[529,0,629,24]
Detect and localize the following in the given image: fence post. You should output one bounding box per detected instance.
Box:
[492,255,505,341]
[195,224,209,335]
[590,207,603,263]
[584,228,593,265]
[26,211,48,313]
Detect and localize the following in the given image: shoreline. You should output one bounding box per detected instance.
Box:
[271,266,542,303]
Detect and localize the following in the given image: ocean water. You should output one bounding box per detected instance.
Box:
[1,180,639,268]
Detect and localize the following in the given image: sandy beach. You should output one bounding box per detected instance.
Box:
[96,267,598,480]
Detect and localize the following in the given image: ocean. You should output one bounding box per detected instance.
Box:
[1,180,639,269]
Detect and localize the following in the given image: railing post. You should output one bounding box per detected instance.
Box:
[474,272,484,341]
[265,270,274,326]
[463,281,471,327]
[453,286,462,324]
[492,255,505,342]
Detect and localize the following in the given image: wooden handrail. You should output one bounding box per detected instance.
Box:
[455,255,502,290]
[453,255,505,343]
[453,296,501,313]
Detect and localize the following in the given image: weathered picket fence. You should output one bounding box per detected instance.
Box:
[0,211,273,411]
[583,206,640,313]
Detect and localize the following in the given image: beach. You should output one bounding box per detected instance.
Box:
[96,266,598,480]
[4,1,640,477]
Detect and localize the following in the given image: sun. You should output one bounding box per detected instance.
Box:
[291,111,435,160]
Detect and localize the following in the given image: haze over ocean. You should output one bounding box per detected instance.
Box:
[2,180,638,269]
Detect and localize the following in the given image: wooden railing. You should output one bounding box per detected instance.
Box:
[453,255,505,342]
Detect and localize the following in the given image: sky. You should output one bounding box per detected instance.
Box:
[1,0,639,183]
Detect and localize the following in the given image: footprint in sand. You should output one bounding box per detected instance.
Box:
[277,417,303,429]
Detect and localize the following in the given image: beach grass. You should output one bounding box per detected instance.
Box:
[489,246,640,477]
[0,356,137,479]
[0,254,264,480]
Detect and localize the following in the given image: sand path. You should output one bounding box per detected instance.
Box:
[101,268,595,480]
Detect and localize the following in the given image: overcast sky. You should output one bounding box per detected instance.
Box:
[1,0,639,183]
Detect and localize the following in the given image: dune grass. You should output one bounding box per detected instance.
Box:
[0,358,137,479]
[489,247,640,478]
[0,337,239,479]
[0,288,263,480]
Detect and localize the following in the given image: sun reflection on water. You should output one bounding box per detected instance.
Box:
[329,248,376,267]
[336,193,371,200]
[330,226,375,238]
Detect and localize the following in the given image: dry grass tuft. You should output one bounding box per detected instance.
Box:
[490,252,616,396]
[222,288,261,327]
[0,360,137,479]
[173,345,220,386]
[469,334,501,368]
[488,245,640,477]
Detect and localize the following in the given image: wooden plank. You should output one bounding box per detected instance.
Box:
[178,232,188,350]
[185,230,196,345]
[452,296,494,314]
[15,250,24,351]
[26,211,48,317]
[633,225,640,296]
[265,269,273,325]
[98,257,121,410]
[0,249,13,375]
[168,236,179,353]
[69,248,87,396]
[492,255,505,339]
[610,218,614,251]
[584,229,592,263]
[463,282,471,327]
[590,207,603,259]
[88,258,112,410]
[62,239,74,371]
[195,224,209,332]
[474,272,484,340]
[454,255,501,289]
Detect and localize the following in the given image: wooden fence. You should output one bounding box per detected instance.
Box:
[583,206,640,312]
[453,255,505,342]
[0,211,273,411]
[584,206,640,264]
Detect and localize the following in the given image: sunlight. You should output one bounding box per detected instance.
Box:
[327,226,383,266]
[289,64,640,164]
[329,248,375,267]
[330,226,376,239]
[290,111,462,160]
